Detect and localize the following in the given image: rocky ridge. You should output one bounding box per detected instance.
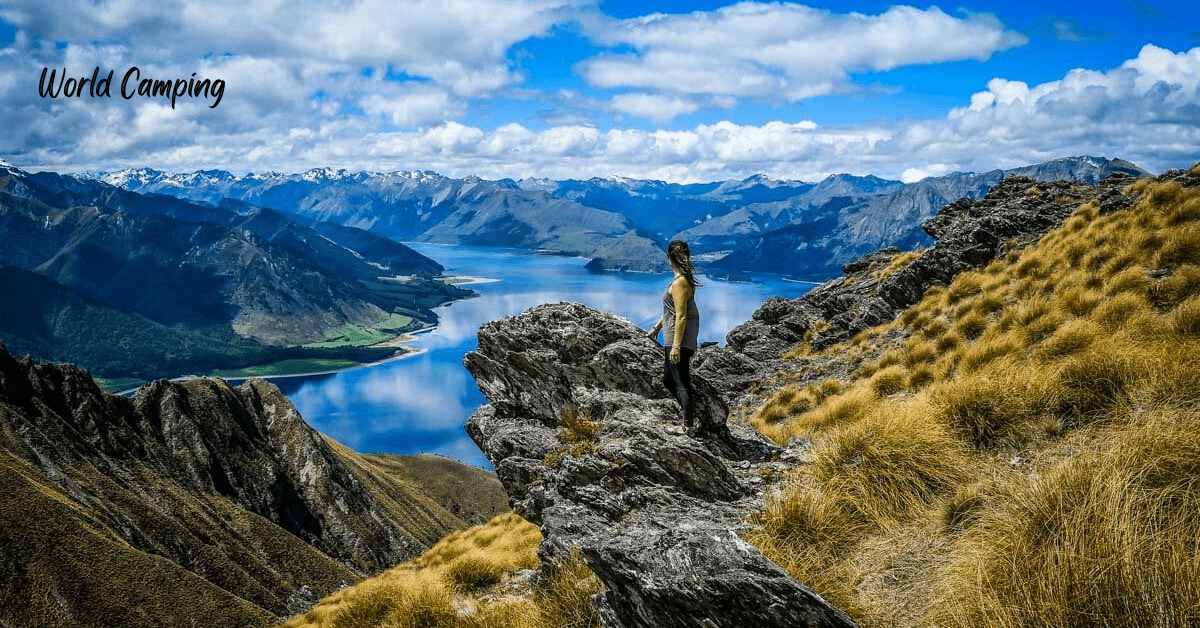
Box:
[724,173,1137,363]
[464,172,1143,627]
[0,342,479,627]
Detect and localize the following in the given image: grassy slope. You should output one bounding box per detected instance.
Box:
[744,165,1200,627]
[0,441,350,628]
[360,453,511,526]
[0,389,511,628]
[278,165,1200,628]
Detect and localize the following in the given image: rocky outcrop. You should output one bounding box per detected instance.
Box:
[0,342,473,628]
[725,173,1139,361]
[465,303,857,628]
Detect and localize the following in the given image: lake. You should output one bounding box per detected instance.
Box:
[273,244,818,469]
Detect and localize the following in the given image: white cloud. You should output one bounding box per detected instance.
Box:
[900,164,956,183]
[579,2,1027,102]
[0,0,588,169]
[361,86,465,128]
[609,92,699,122]
[3,0,581,94]
[938,44,1200,162]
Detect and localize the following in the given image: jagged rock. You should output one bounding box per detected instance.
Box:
[465,303,857,628]
[467,302,729,438]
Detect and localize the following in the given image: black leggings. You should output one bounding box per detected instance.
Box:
[663,346,695,427]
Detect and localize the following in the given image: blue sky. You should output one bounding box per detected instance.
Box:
[0,0,1197,182]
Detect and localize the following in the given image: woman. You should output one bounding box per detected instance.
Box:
[647,239,701,432]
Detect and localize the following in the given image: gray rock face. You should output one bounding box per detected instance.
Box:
[465,302,858,628]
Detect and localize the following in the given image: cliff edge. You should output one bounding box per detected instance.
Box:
[465,303,857,628]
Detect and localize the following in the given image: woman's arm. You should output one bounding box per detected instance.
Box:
[647,316,662,339]
[669,278,694,362]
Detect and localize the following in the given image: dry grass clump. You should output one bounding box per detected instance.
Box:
[544,405,603,467]
[779,385,879,438]
[873,248,924,280]
[1056,281,1102,316]
[811,405,970,523]
[953,310,988,340]
[282,513,603,628]
[1051,344,1142,427]
[411,513,542,591]
[754,384,815,425]
[956,334,1021,374]
[558,404,602,444]
[1150,264,1200,309]
[1172,295,1200,336]
[929,359,1053,448]
[1104,266,1152,297]
[1093,291,1146,329]
[751,379,850,441]
[868,365,907,397]
[1033,317,1098,361]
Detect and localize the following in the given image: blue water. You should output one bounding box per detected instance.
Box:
[273,244,817,469]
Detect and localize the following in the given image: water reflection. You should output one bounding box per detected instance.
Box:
[275,244,816,469]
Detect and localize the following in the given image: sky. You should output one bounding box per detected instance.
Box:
[0,0,1197,183]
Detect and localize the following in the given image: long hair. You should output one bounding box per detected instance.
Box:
[667,239,702,287]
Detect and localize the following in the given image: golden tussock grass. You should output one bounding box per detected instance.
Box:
[1151,264,1200,309]
[753,384,815,426]
[930,406,1200,628]
[811,403,970,523]
[282,513,603,628]
[1056,281,1103,317]
[1156,223,1200,268]
[953,310,988,340]
[544,404,603,467]
[868,365,908,397]
[1173,295,1200,336]
[747,169,1200,627]
[873,248,924,281]
[929,358,1055,448]
[746,401,970,617]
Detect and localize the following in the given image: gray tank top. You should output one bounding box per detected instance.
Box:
[662,281,700,350]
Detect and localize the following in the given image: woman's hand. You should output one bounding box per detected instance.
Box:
[670,346,681,363]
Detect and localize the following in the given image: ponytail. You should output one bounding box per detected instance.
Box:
[667,239,702,287]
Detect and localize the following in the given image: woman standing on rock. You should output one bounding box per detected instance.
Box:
[647,239,701,433]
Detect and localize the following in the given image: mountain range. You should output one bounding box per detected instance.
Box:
[91,156,1149,279]
[99,167,667,272]
[0,163,469,382]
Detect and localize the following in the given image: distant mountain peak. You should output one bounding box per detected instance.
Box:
[739,173,785,186]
